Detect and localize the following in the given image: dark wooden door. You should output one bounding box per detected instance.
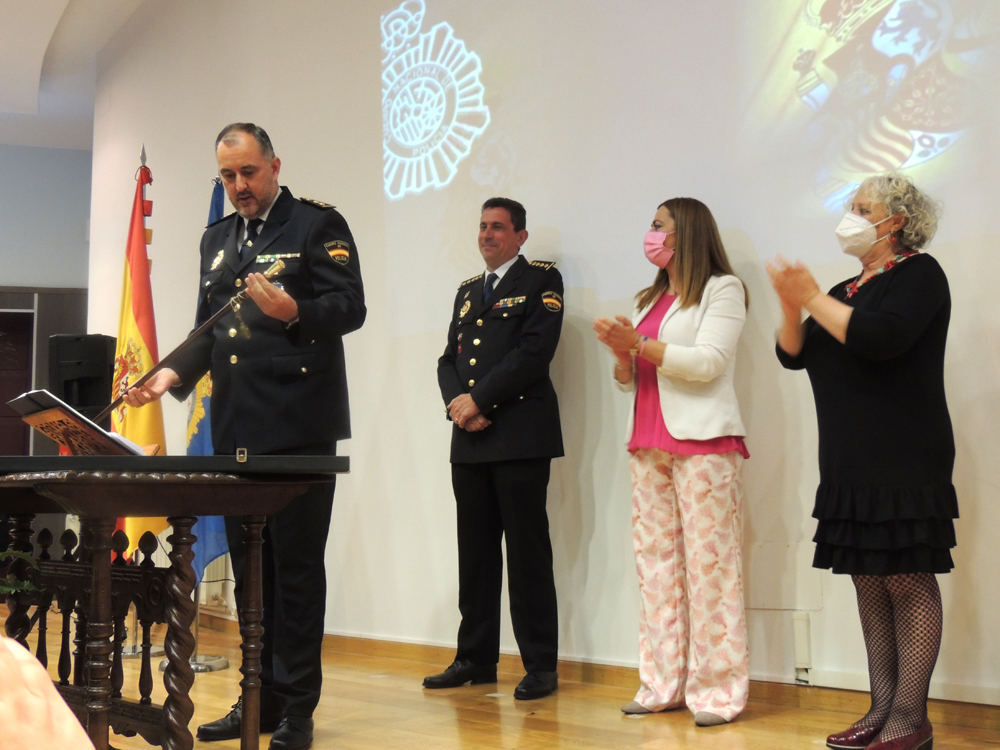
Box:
[0,312,33,455]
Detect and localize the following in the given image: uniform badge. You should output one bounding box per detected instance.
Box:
[464,290,470,299]
[210,250,225,270]
[325,240,350,265]
[459,300,471,318]
[541,291,563,312]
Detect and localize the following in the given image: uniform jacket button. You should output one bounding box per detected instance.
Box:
[470,358,477,366]
[230,355,238,364]
[229,328,237,337]
[468,379,475,387]
[301,367,307,373]
[476,319,483,326]
[474,338,480,345]
[235,279,243,287]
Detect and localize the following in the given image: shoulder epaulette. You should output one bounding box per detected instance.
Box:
[529,260,557,271]
[460,274,484,288]
[206,211,235,228]
[300,197,335,210]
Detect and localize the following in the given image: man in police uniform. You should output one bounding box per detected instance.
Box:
[124,123,365,750]
[425,197,564,700]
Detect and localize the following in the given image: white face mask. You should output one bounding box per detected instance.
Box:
[835,212,893,257]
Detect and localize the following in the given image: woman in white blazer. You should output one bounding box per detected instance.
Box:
[594,197,749,726]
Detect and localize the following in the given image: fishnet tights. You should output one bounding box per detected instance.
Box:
[851,573,943,743]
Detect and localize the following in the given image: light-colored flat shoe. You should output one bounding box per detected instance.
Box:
[694,711,729,727]
[621,701,652,714]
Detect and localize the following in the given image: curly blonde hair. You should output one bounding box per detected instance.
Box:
[854,172,941,249]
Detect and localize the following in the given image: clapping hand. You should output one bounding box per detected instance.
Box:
[766,256,821,312]
[593,315,639,358]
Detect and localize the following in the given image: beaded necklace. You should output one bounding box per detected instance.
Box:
[844,249,919,299]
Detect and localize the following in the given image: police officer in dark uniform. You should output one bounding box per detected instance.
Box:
[124,123,364,750]
[425,197,564,700]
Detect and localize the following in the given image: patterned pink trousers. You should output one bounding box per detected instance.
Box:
[629,448,749,720]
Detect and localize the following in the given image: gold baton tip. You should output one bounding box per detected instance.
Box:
[263,259,285,279]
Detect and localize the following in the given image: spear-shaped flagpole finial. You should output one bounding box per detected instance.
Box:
[140,144,147,166]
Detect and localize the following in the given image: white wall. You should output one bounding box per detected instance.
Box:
[0,143,91,287]
[88,0,1000,703]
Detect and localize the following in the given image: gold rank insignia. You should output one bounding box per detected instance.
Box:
[541,291,563,312]
[210,249,225,270]
[324,240,350,265]
[301,197,335,209]
[459,300,471,318]
[460,274,483,288]
[530,260,557,270]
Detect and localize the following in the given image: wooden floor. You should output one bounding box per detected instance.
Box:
[19,625,988,750]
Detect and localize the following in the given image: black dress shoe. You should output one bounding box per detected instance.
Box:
[423,659,497,688]
[269,716,314,750]
[196,696,281,741]
[514,671,558,700]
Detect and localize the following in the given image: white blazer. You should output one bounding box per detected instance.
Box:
[615,273,747,442]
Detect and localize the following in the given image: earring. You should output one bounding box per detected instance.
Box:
[889,235,897,244]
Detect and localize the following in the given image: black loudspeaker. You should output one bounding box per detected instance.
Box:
[48,334,117,430]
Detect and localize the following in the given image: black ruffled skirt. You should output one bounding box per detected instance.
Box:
[812,482,958,575]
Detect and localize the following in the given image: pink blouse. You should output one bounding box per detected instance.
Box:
[627,292,749,458]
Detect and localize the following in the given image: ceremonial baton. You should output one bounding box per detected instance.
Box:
[95,260,285,423]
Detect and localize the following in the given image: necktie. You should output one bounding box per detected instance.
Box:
[483,272,498,303]
[240,218,262,260]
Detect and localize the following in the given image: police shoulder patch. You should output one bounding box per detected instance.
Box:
[541,291,563,312]
[460,274,484,288]
[301,197,335,209]
[530,260,557,271]
[324,240,351,265]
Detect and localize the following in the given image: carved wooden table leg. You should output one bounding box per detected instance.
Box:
[239,515,266,750]
[83,516,115,750]
[4,513,35,646]
[163,516,197,750]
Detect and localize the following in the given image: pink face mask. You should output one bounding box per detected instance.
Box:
[644,230,675,268]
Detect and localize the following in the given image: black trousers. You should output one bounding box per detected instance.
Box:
[224,444,335,718]
[451,457,559,673]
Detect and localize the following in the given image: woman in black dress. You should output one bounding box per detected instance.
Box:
[768,172,955,750]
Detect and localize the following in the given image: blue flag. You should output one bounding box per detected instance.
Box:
[189,178,228,587]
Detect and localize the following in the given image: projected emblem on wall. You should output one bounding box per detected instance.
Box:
[381,0,491,200]
[749,0,997,211]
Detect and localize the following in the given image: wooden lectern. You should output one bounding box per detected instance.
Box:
[0,454,347,750]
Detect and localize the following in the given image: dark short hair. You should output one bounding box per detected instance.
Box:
[481,197,526,232]
[215,123,275,160]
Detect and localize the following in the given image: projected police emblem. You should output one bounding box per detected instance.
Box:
[381,0,490,200]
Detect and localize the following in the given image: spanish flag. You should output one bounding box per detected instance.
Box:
[111,160,169,554]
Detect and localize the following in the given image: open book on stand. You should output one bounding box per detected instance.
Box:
[6,389,146,456]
